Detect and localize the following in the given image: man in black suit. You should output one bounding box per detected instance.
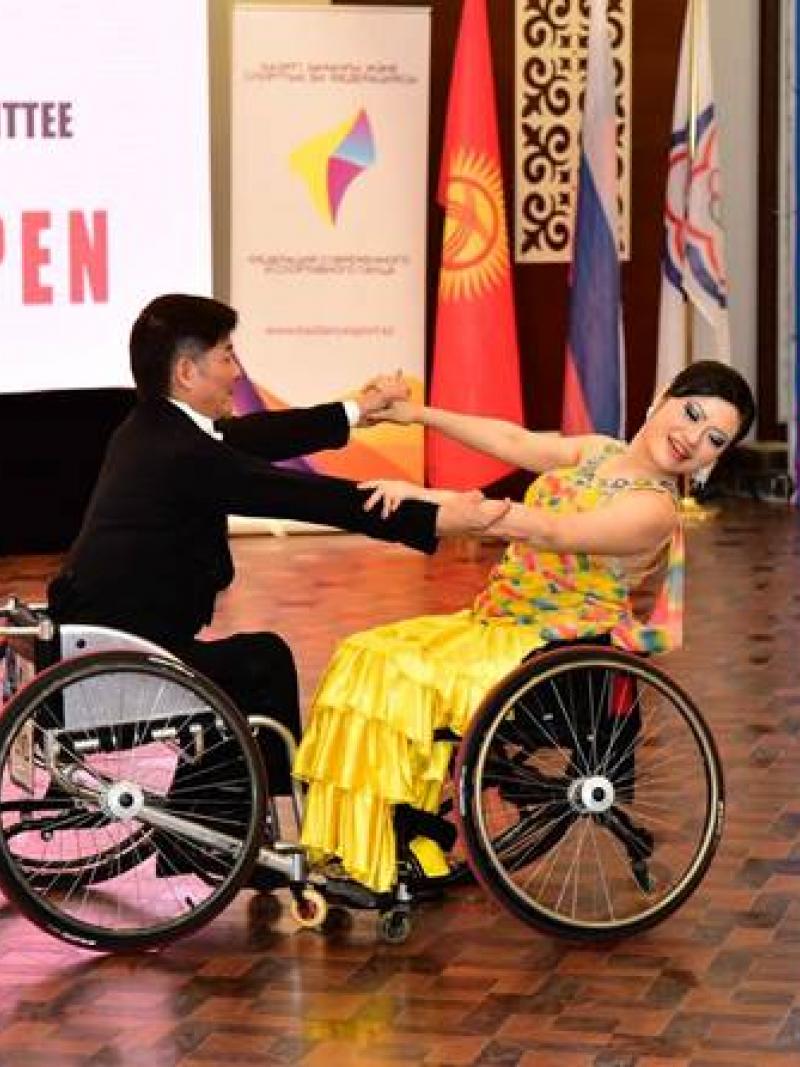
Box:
[48,294,505,805]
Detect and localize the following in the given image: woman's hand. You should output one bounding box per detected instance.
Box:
[369,399,420,425]
[359,478,422,518]
[360,397,423,427]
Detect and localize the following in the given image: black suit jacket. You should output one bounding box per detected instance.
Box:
[48,399,438,648]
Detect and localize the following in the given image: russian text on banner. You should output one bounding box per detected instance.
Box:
[562,0,625,438]
[428,0,524,490]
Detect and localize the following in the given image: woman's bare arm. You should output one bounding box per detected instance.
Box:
[487,491,679,556]
[378,401,609,473]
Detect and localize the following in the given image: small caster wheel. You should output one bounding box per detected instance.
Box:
[290,887,328,929]
[320,905,353,935]
[379,909,411,944]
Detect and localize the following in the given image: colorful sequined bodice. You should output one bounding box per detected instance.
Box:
[472,442,684,653]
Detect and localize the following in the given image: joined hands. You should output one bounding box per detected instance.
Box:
[355,371,411,426]
[359,478,510,536]
[435,491,512,536]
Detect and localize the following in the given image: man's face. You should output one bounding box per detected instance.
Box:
[179,336,241,420]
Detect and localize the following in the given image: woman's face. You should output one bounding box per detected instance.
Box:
[644,394,742,476]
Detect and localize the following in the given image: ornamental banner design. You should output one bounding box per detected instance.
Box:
[514,0,631,264]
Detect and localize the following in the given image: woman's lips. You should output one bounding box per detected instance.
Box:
[668,436,690,463]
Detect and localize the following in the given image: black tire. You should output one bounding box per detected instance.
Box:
[0,651,266,951]
[455,646,724,941]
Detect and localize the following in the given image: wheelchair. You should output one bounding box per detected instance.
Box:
[0,597,723,952]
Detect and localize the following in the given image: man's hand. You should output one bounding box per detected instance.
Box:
[355,371,410,425]
[359,478,420,518]
[435,491,511,536]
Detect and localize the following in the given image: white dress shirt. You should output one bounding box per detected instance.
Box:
[168,397,360,442]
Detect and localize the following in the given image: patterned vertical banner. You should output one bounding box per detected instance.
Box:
[515,0,631,264]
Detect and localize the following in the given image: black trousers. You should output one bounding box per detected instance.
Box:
[175,631,301,796]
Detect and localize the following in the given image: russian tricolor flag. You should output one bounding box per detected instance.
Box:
[562,0,625,439]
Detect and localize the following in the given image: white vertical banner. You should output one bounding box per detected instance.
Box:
[0,0,211,394]
[230,4,430,483]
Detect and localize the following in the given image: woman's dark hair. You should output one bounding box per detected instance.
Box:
[130,294,237,400]
[664,359,756,447]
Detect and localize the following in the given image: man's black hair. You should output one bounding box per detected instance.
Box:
[130,294,237,400]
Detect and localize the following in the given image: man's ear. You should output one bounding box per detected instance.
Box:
[171,351,197,394]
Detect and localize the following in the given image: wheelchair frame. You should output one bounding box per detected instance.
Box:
[0,596,725,951]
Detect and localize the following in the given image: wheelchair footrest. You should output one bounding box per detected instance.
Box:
[321,876,382,911]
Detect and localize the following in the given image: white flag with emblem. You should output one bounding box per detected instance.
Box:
[655,0,730,390]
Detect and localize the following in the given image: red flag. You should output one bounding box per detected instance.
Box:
[427,0,523,489]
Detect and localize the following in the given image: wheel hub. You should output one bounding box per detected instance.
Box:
[102,780,145,821]
[569,775,615,814]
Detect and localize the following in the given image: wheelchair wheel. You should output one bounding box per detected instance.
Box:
[0,651,266,951]
[455,645,723,940]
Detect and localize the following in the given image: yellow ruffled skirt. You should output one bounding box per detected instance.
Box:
[294,609,550,892]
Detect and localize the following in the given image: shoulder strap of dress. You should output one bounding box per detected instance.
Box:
[612,476,680,503]
[578,438,625,472]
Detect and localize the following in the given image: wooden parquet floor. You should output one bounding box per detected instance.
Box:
[1,499,799,1066]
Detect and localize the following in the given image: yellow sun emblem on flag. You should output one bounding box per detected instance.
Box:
[439,147,510,302]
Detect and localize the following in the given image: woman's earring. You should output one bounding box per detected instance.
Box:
[691,465,713,487]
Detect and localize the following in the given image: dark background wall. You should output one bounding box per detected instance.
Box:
[1,0,763,553]
[0,390,134,554]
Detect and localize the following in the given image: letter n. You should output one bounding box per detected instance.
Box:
[69,210,108,303]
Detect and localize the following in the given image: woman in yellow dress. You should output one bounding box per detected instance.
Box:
[294,361,755,893]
